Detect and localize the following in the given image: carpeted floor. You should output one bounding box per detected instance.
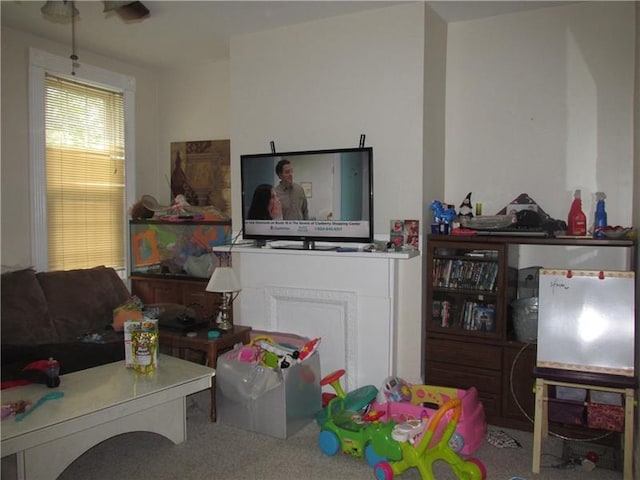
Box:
[3,390,624,479]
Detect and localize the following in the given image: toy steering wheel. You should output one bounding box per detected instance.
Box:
[320,369,347,398]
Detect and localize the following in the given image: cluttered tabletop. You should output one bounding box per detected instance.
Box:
[429,192,635,244]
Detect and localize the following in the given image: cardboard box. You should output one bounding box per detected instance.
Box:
[216,346,321,439]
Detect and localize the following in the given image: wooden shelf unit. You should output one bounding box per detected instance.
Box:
[424,233,635,430]
[130,275,222,320]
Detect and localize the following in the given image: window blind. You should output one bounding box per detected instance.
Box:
[44,74,125,271]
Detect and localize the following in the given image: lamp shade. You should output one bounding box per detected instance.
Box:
[205,267,242,293]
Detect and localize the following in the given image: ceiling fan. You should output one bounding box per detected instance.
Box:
[40,1,150,76]
[103,1,150,21]
[41,1,150,22]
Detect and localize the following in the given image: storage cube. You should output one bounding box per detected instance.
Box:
[216,339,321,439]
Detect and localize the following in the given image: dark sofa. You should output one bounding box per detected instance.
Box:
[1,266,131,384]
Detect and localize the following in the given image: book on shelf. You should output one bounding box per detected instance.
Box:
[433,298,495,332]
[472,306,495,332]
[432,258,498,291]
[460,302,495,332]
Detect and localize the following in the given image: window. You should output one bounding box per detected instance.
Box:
[44,75,125,270]
[29,48,135,274]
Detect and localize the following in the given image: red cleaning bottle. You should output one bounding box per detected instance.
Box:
[567,189,587,236]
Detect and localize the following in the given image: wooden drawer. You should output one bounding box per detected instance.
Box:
[425,362,502,416]
[426,338,502,371]
[502,344,537,422]
[425,361,502,394]
[476,392,501,417]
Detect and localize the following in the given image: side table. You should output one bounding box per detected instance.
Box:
[158,324,252,421]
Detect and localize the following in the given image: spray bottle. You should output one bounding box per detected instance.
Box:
[567,189,587,236]
[593,192,607,239]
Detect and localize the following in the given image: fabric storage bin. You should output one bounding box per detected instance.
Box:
[548,399,585,426]
[587,402,624,432]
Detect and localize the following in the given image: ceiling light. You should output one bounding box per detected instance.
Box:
[41,1,78,19]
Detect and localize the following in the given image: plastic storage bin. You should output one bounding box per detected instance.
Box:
[216,334,321,439]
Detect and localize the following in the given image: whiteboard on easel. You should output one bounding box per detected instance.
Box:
[536,269,635,377]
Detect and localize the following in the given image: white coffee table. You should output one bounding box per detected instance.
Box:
[1,354,214,480]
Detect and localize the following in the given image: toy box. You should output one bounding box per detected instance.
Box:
[216,334,321,439]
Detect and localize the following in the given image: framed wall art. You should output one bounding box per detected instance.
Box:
[170,139,231,218]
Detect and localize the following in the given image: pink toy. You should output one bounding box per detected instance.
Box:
[373,398,486,480]
[372,378,486,455]
[237,345,260,363]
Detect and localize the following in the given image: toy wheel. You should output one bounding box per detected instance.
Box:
[466,457,486,480]
[364,443,387,468]
[318,430,340,457]
[373,461,394,480]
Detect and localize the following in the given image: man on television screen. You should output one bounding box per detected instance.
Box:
[275,159,309,220]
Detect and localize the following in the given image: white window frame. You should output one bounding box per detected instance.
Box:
[29,48,136,274]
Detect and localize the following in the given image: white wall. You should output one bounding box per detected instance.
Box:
[229,3,425,234]
[445,2,635,270]
[422,4,448,368]
[157,61,231,206]
[229,2,427,383]
[1,27,161,269]
[445,2,634,229]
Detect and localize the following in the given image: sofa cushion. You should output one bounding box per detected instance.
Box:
[37,266,131,342]
[1,341,125,382]
[1,268,59,345]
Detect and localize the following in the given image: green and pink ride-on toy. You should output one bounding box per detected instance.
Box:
[316,370,487,480]
[316,370,402,467]
[371,376,487,455]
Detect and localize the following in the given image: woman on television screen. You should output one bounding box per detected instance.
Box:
[247,184,282,220]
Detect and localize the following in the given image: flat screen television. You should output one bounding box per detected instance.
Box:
[240,147,373,249]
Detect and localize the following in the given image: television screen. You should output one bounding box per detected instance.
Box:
[240,147,373,248]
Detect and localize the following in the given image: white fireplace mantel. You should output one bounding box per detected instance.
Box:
[214,245,419,392]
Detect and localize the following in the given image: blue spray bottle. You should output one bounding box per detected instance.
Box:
[593,192,607,239]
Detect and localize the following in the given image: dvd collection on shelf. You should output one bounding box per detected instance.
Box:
[432,299,496,331]
[432,258,499,291]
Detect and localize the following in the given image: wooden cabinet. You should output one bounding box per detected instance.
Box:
[426,240,514,340]
[424,234,634,430]
[130,276,222,320]
[502,343,536,426]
